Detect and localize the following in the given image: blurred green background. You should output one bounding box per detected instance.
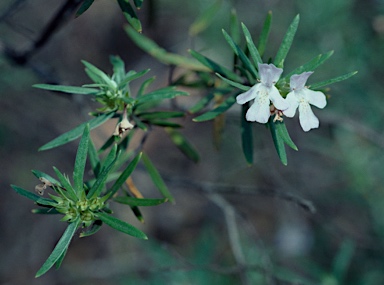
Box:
[1,0,384,284]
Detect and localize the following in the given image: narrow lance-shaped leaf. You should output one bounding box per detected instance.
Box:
[110,55,126,83]
[55,248,67,269]
[39,112,114,151]
[79,220,103,238]
[241,23,263,67]
[11,185,57,206]
[258,11,272,57]
[215,73,250,91]
[222,29,258,79]
[32,170,60,186]
[165,128,200,163]
[73,125,90,197]
[107,152,142,197]
[125,26,209,72]
[88,138,101,178]
[269,119,288,165]
[53,167,78,202]
[35,218,81,277]
[87,145,119,199]
[142,153,175,203]
[114,196,168,207]
[241,104,253,165]
[230,8,241,45]
[193,94,237,122]
[75,0,94,17]
[118,0,142,32]
[310,71,358,90]
[189,0,221,37]
[189,49,242,82]
[135,88,189,105]
[133,0,143,9]
[96,212,147,239]
[274,14,300,68]
[275,121,298,151]
[82,60,116,90]
[118,69,150,89]
[33,84,99,95]
[137,111,184,120]
[188,92,215,114]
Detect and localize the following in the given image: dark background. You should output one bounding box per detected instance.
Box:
[1,0,384,284]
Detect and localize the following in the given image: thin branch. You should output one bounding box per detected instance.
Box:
[208,193,251,285]
[162,175,316,214]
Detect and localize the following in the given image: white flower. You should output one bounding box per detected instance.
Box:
[236,63,288,123]
[284,72,327,132]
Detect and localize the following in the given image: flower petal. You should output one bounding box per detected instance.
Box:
[298,102,319,132]
[304,89,327,109]
[236,84,259,105]
[269,86,288,110]
[258,63,283,87]
[290,72,313,90]
[245,94,270,123]
[283,92,299,117]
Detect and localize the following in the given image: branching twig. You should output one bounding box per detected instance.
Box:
[162,175,316,214]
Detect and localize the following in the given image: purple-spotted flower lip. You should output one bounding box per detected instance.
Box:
[236,63,288,124]
[283,71,327,132]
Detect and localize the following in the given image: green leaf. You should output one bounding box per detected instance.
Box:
[241,23,263,67]
[142,153,175,203]
[110,55,126,83]
[189,0,221,37]
[165,128,200,163]
[137,111,184,120]
[268,117,288,165]
[189,50,242,82]
[193,95,236,122]
[87,145,119,199]
[73,125,90,196]
[310,71,358,89]
[133,0,143,9]
[32,170,60,186]
[35,219,80,277]
[75,0,94,17]
[282,51,334,81]
[117,0,142,32]
[241,104,253,165]
[107,152,142,197]
[88,138,101,178]
[149,121,182,128]
[188,92,215,114]
[135,87,188,105]
[274,14,300,68]
[275,121,298,151]
[215,73,250,91]
[118,69,150,89]
[79,220,103,238]
[39,112,114,151]
[137,77,156,97]
[222,29,258,78]
[229,8,241,45]
[96,212,147,239]
[53,167,78,201]
[114,196,168,206]
[258,11,272,57]
[125,26,209,71]
[332,240,355,283]
[32,208,60,214]
[11,185,57,206]
[82,60,116,89]
[33,84,99,95]
[55,248,67,269]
